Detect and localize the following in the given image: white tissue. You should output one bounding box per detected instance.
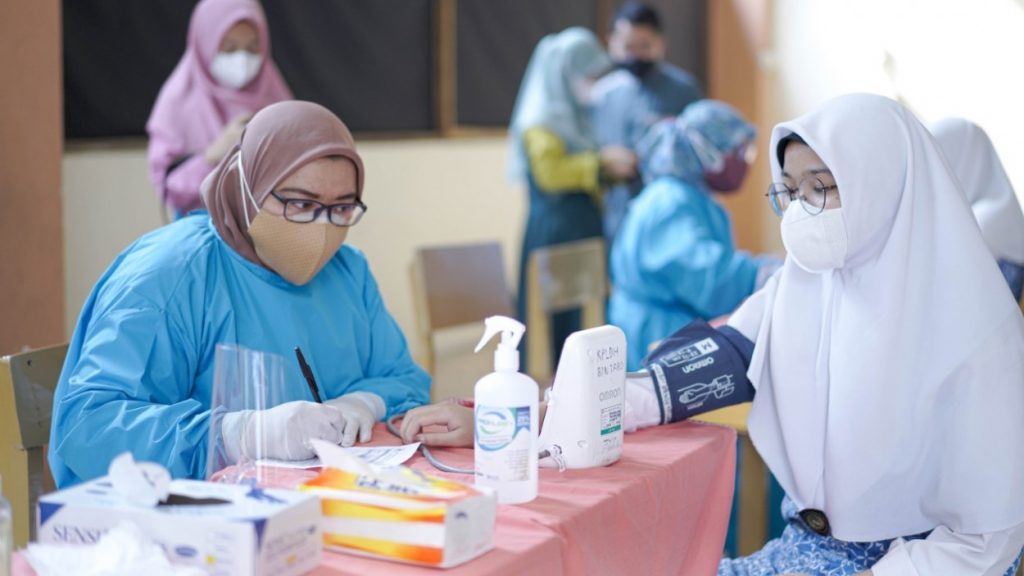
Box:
[108,452,171,507]
[25,521,205,576]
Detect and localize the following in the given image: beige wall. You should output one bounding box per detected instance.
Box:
[768,0,1024,204]
[0,0,64,355]
[708,0,782,254]
[706,0,1024,253]
[63,137,525,365]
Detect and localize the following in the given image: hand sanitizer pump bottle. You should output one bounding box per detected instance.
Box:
[473,316,539,504]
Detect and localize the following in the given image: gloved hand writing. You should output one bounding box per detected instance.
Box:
[324,393,379,447]
[221,401,344,461]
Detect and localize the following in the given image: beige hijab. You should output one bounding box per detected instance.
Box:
[201,100,364,265]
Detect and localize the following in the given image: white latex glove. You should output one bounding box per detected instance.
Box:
[221,401,344,461]
[324,392,383,446]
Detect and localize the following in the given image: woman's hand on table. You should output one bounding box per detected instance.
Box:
[399,399,549,447]
[400,400,474,447]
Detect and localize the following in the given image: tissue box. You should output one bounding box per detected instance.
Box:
[298,467,495,568]
[37,478,322,576]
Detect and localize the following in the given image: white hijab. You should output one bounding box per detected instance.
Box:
[930,117,1024,264]
[729,94,1024,542]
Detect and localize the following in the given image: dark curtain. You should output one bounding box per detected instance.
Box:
[62,0,704,138]
[63,0,433,139]
[455,0,707,127]
[456,0,598,126]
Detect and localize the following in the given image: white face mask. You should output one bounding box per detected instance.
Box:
[210,50,263,90]
[781,205,849,273]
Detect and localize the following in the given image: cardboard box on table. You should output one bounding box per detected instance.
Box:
[298,466,495,568]
[37,477,322,576]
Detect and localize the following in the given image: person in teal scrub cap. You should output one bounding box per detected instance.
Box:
[49,101,430,487]
[609,100,780,370]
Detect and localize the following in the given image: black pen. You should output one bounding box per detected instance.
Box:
[294,346,323,403]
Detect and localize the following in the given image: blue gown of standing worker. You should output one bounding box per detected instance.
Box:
[49,213,430,487]
[609,178,762,370]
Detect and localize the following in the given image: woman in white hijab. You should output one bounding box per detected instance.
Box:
[626,94,1024,575]
[930,118,1024,302]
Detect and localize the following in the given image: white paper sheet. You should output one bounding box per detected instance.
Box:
[257,442,421,469]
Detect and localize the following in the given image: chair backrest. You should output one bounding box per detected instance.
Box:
[410,242,515,399]
[0,342,68,547]
[525,238,608,380]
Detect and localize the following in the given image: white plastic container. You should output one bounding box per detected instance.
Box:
[538,325,626,469]
[473,316,538,504]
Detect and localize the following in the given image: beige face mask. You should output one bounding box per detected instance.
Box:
[238,154,347,285]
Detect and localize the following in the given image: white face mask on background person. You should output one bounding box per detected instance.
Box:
[210,50,263,90]
[781,205,849,273]
[237,155,346,285]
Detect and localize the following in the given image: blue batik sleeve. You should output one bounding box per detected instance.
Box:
[997,258,1024,302]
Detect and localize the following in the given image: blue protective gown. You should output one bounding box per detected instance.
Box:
[609,177,761,370]
[49,214,430,487]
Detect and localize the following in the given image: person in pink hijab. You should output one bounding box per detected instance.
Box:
[51,101,430,486]
[147,0,292,216]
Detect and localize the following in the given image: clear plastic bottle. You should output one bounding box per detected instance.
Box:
[472,316,539,504]
[0,474,11,576]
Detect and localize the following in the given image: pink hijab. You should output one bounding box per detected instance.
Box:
[201,101,365,266]
[147,0,292,206]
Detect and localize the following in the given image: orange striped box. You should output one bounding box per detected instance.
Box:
[298,467,495,568]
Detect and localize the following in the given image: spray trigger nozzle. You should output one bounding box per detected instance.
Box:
[474,316,525,352]
[474,315,525,372]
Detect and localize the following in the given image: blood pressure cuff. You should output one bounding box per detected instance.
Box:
[641,319,755,425]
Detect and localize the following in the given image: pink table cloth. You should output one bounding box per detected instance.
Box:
[16,420,735,576]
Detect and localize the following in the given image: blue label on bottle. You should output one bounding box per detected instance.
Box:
[475,406,530,452]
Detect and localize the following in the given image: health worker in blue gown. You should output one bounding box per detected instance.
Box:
[49,101,430,487]
[609,100,780,370]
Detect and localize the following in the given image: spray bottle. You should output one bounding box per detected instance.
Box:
[473,316,538,504]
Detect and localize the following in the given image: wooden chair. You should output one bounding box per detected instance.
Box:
[0,343,68,547]
[525,238,608,381]
[409,242,515,400]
